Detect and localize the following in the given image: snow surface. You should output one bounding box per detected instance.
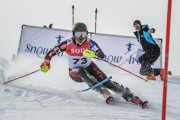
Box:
[0,56,180,120]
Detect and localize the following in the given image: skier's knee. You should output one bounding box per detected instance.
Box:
[70,76,83,82]
[69,68,84,82]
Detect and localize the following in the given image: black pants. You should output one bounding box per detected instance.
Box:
[69,62,107,82]
[138,50,161,76]
[69,62,121,90]
[69,62,137,102]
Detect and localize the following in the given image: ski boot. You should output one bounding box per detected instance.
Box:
[121,87,149,109]
[99,87,113,104]
[131,96,148,109]
[104,80,149,108]
[146,73,156,80]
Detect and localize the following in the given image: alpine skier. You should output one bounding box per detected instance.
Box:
[40,22,148,108]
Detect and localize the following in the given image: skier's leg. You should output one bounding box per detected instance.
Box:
[104,80,146,105]
[70,68,99,87]
[69,68,83,82]
[86,62,107,81]
[85,61,141,104]
[138,53,152,76]
[79,68,113,100]
[139,51,160,76]
[139,63,152,76]
[69,68,113,103]
[104,81,133,101]
[84,62,147,107]
[106,80,148,108]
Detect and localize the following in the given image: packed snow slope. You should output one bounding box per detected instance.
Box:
[0,56,180,120]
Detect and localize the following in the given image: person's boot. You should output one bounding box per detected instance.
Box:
[131,96,148,109]
[146,73,156,80]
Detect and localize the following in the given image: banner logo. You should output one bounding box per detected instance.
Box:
[125,42,134,54]
[98,42,139,66]
[24,34,65,58]
[56,35,64,44]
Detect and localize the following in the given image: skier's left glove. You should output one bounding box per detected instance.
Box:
[40,60,51,72]
[88,48,104,59]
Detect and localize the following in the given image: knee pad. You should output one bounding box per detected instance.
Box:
[69,68,85,83]
[70,68,84,74]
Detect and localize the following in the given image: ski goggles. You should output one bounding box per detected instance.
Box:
[74,32,87,38]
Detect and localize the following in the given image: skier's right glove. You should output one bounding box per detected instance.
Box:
[40,60,51,72]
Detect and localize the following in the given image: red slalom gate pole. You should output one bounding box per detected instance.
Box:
[4,69,40,84]
[162,0,172,120]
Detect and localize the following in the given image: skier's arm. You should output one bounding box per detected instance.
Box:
[40,40,67,72]
[142,25,155,33]
[45,40,67,61]
[148,28,155,33]
[142,25,150,32]
[89,40,105,59]
[96,50,105,59]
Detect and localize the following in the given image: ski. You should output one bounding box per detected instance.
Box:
[78,76,112,92]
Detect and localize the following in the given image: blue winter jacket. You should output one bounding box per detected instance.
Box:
[133,25,160,53]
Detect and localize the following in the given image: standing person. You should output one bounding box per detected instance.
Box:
[133,20,164,80]
[40,22,148,108]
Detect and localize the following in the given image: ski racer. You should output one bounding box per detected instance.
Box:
[40,22,148,108]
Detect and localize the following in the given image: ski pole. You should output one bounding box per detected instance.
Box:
[101,59,147,82]
[83,49,148,82]
[3,69,40,84]
[95,8,98,33]
[72,5,75,26]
